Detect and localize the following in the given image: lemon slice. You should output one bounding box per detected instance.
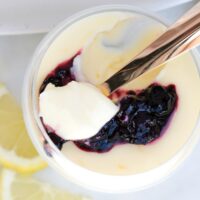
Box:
[0,169,89,200]
[0,83,46,173]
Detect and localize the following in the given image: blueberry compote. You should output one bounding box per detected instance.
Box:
[40,53,178,153]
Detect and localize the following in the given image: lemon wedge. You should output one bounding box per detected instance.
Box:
[0,83,46,173]
[0,169,89,200]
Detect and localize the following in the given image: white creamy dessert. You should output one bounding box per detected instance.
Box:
[40,81,119,140]
[37,11,200,175]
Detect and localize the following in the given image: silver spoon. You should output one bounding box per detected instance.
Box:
[99,2,200,96]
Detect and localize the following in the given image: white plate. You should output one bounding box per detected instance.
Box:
[0,0,195,35]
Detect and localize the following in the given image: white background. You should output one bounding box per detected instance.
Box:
[0,0,197,35]
[0,1,200,199]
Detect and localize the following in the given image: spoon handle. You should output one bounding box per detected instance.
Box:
[102,2,200,94]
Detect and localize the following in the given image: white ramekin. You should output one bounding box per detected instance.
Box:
[22,5,200,193]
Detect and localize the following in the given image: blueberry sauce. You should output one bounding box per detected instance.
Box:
[74,84,177,152]
[39,51,80,93]
[40,53,178,153]
[46,131,65,150]
[41,119,65,150]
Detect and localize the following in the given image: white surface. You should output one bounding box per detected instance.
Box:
[0,2,200,200]
[0,0,196,35]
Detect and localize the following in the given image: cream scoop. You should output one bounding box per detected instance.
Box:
[39,81,119,140]
[80,17,162,85]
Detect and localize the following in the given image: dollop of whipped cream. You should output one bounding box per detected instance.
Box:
[39,81,119,140]
[79,17,164,85]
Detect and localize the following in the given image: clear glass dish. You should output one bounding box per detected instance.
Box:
[23,5,200,193]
